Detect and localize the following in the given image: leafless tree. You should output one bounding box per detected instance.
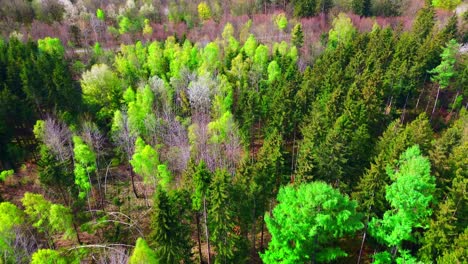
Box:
[42,117,73,164]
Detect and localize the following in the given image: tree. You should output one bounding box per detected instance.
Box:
[130,137,160,188]
[292,0,317,17]
[198,2,212,21]
[432,0,461,10]
[0,202,25,261]
[369,145,436,262]
[73,136,97,200]
[428,39,458,115]
[81,64,122,122]
[96,8,105,21]
[150,188,192,263]
[129,238,158,264]
[327,13,356,50]
[261,182,363,263]
[275,13,288,32]
[0,169,13,182]
[291,23,304,48]
[352,0,371,16]
[30,249,67,264]
[412,3,435,41]
[208,169,238,263]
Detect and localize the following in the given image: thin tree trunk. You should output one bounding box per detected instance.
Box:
[400,92,410,123]
[431,85,441,117]
[251,198,257,254]
[196,212,203,264]
[416,86,424,109]
[203,196,211,264]
[357,222,368,264]
[449,90,459,116]
[260,215,265,250]
[73,221,82,245]
[129,165,139,198]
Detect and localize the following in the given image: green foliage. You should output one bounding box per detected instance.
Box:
[352,0,371,16]
[96,8,105,21]
[30,249,67,264]
[267,60,281,83]
[119,16,133,34]
[327,13,356,50]
[143,19,153,37]
[130,137,159,186]
[81,64,122,121]
[38,37,64,57]
[191,161,211,211]
[261,182,363,263]
[369,145,435,261]
[0,202,24,257]
[198,2,212,21]
[150,188,192,263]
[432,0,461,10]
[275,13,288,31]
[242,34,258,58]
[72,136,96,199]
[292,0,317,17]
[157,164,173,191]
[129,238,158,264]
[428,39,459,89]
[291,23,304,48]
[127,85,155,137]
[209,169,238,263]
[0,169,13,182]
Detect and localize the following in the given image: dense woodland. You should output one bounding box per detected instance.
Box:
[0,0,467,263]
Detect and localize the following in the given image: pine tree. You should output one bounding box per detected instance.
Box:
[291,23,304,48]
[209,169,238,263]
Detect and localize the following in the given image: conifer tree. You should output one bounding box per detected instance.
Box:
[129,238,158,264]
[291,23,304,48]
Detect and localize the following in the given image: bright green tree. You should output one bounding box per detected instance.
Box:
[432,0,461,10]
[130,137,159,187]
[0,202,25,260]
[72,136,96,199]
[369,145,436,262]
[96,8,105,21]
[30,249,67,264]
[327,13,356,50]
[129,238,158,264]
[0,169,13,182]
[275,13,288,31]
[428,39,459,115]
[261,182,363,263]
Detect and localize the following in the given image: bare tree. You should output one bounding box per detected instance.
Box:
[42,117,73,163]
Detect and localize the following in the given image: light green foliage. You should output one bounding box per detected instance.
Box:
[146,41,167,78]
[369,145,435,261]
[38,37,64,57]
[429,39,459,89]
[157,164,172,191]
[291,23,304,48]
[30,249,67,264]
[33,120,46,140]
[0,202,24,256]
[129,238,158,264]
[127,85,154,137]
[327,13,356,50]
[130,137,159,186]
[199,42,220,75]
[273,41,289,56]
[143,19,153,37]
[22,192,51,231]
[96,8,105,21]
[191,161,211,211]
[208,111,234,143]
[267,60,281,83]
[222,23,235,42]
[432,0,461,10]
[72,136,96,199]
[119,16,133,34]
[0,169,13,182]
[93,42,103,58]
[242,34,258,58]
[261,182,363,263]
[198,1,212,21]
[115,41,148,85]
[123,87,136,104]
[253,44,269,70]
[275,13,288,31]
[81,64,122,121]
[49,204,76,240]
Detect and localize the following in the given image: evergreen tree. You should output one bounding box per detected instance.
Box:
[291,23,304,48]
[352,0,371,16]
[129,238,158,264]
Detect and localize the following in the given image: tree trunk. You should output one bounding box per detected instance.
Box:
[203,196,211,264]
[431,85,441,117]
[196,212,203,264]
[129,165,139,198]
[260,215,265,250]
[251,198,257,255]
[357,224,368,264]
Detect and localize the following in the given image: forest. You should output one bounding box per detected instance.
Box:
[0,0,467,263]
